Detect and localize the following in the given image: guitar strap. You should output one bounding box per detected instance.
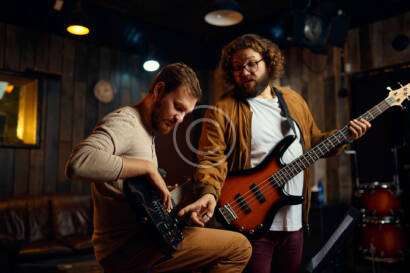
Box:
[273,86,308,232]
[272,86,298,141]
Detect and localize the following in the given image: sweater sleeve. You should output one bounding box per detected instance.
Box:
[65,109,137,182]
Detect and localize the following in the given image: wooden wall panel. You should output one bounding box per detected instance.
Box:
[98,47,113,119]
[20,28,36,70]
[58,39,75,193]
[0,23,4,68]
[129,54,140,104]
[0,23,145,199]
[5,25,20,71]
[120,52,132,106]
[0,150,14,198]
[34,32,49,72]
[29,80,47,196]
[13,26,31,197]
[43,80,61,194]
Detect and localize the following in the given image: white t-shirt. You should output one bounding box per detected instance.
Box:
[248,97,304,231]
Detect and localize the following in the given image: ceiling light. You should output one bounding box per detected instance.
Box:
[204,0,243,27]
[67,25,90,36]
[66,0,91,36]
[143,60,160,72]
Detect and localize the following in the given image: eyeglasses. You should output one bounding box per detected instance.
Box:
[232,58,264,73]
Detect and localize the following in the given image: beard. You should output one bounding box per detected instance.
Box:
[236,71,270,99]
[151,98,174,134]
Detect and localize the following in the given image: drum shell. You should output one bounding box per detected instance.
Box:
[355,182,400,216]
[359,216,406,263]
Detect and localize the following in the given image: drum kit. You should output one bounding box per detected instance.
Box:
[351,147,407,265]
[355,181,405,263]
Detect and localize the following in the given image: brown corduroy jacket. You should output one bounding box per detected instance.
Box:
[194,85,344,227]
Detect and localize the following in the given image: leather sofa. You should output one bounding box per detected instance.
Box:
[0,194,94,273]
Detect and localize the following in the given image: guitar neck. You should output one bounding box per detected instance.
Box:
[274,97,393,187]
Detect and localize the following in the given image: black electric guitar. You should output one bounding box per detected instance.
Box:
[123,175,193,254]
[217,83,410,235]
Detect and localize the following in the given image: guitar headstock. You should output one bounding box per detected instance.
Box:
[386,83,410,108]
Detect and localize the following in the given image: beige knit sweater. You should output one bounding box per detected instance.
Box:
[65,106,158,261]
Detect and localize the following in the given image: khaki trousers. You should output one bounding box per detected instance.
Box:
[100,227,252,273]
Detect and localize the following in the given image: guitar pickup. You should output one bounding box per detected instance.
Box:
[218,204,237,225]
[250,183,266,203]
[235,194,252,214]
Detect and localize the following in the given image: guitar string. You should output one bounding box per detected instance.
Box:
[224,101,390,216]
[226,102,389,215]
[225,126,351,215]
[225,101,390,216]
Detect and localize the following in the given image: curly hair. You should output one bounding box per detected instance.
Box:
[150,62,202,99]
[219,34,285,87]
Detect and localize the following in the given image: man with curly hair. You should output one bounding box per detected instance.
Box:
[182,34,370,273]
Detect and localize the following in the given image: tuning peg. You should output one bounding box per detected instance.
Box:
[387,86,393,91]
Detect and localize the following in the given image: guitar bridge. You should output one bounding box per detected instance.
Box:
[218,204,237,225]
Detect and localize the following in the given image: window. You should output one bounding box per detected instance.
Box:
[0,71,41,147]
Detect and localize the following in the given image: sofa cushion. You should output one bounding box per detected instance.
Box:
[0,198,27,242]
[26,196,51,243]
[51,195,92,239]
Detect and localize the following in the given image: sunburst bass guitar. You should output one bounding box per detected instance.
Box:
[217,83,410,235]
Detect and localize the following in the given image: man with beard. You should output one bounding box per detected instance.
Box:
[186,34,371,273]
[65,63,251,273]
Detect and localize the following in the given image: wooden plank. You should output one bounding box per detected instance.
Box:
[110,50,122,112]
[369,20,384,69]
[13,25,32,197]
[48,35,64,75]
[84,44,99,136]
[129,54,140,104]
[58,38,76,193]
[59,39,75,143]
[358,25,373,71]
[98,47,113,119]
[20,28,36,71]
[57,140,72,193]
[345,28,361,73]
[72,42,87,145]
[43,79,61,194]
[29,80,47,195]
[0,23,6,69]
[0,149,14,199]
[71,81,86,194]
[71,42,87,194]
[381,16,401,67]
[13,150,30,196]
[34,31,49,72]
[4,24,20,71]
[120,52,131,106]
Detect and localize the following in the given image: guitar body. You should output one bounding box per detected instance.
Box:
[217,82,410,235]
[217,135,303,235]
[123,176,184,254]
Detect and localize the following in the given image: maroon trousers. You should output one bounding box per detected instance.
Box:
[246,229,304,273]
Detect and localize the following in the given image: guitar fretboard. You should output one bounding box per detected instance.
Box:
[271,97,394,187]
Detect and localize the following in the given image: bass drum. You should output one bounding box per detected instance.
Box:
[355,181,400,217]
[359,216,406,263]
